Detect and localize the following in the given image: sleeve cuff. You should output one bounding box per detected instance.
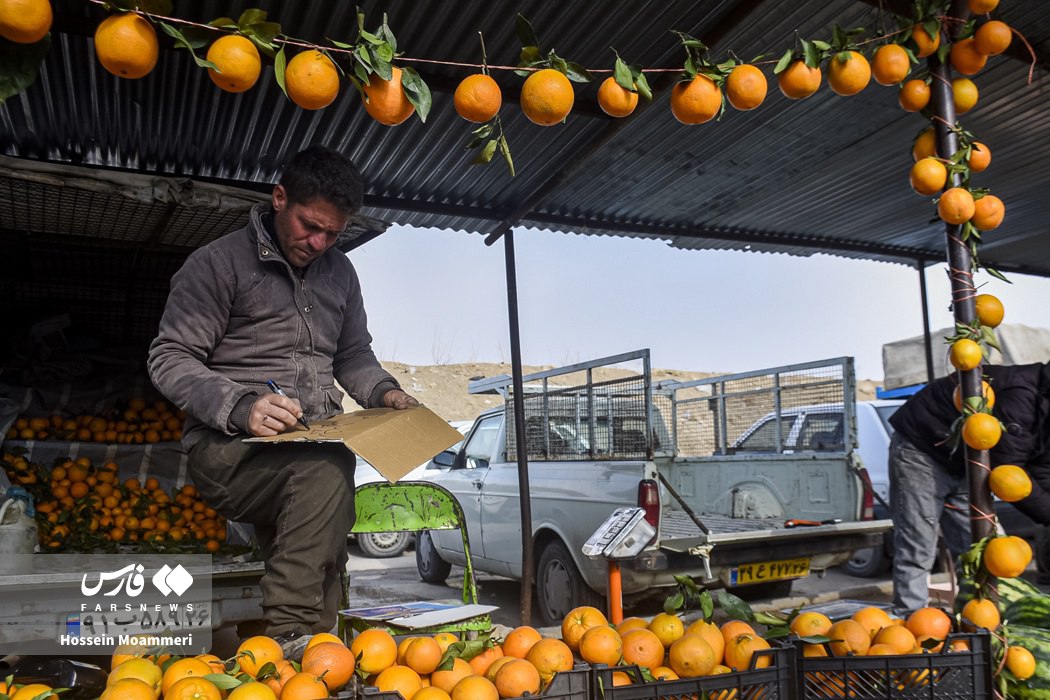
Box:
[368,379,401,408]
[227,393,259,434]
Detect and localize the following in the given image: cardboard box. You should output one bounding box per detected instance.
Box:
[244,406,462,482]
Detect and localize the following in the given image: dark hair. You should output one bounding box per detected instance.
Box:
[279,145,364,214]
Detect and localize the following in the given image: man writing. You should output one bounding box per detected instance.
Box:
[148,146,417,656]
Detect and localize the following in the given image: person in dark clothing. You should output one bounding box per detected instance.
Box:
[889,362,1050,613]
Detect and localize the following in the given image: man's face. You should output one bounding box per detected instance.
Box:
[271,184,350,269]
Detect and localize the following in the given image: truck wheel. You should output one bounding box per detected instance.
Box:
[357,531,411,558]
[536,540,604,626]
[416,530,452,583]
[841,543,891,578]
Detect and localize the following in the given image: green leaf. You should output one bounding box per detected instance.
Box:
[474,139,498,165]
[178,25,217,50]
[923,18,941,41]
[811,40,832,51]
[498,134,515,177]
[0,33,50,104]
[764,626,792,640]
[472,122,494,140]
[774,48,793,74]
[378,16,397,54]
[355,44,373,70]
[370,49,392,80]
[563,61,593,83]
[209,17,237,28]
[613,57,633,90]
[274,45,288,97]
[159,22,218,69]
[803,41,822,68]
[635,71,652,100]
[359,29,383,46]
[204,674,243,691]
[716,590,755,622]
[138,0,172,14]
[550,55,569,75]
[248,22,281,47]
[986,267,1011,284]
[375,42,393,63]
[700,590,714,620]
[519,45,542,66]
[237,8,267,29]
[753,610,789,627]
[797,634,833,644]
[664,591,685,614]
[330,39,354,50]
[516,14,540,50]
[400,66,431,122]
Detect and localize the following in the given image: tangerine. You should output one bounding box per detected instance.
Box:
[968,142,991,172]
[905,607,952,641]
[431,658,473,693]
[350,629,398,675]
[279,673,328,700]
[285,50,339,110]
[827,619,871,656]
[94,13,159,80]
[621,628,665,668]
[597,76,640,117]
[910,158,948,195]
[206,34,261,93]
[165,678,222,700]
[937,187,976,225]
[899,79,930,112]
[227,683,277,700]
[983,535,1031,577]
[950,338,983,371]
[777,60,821,99]
[520,68,574,126]
[375,666,423,699]
[670,75,721,124]
[953,380,996,412]
[725,64,767,111]
[912,128,937,162]
[975,20,1011,56]
[450,676,498,700]
[1006,645,1036,680]
[962,412,1001,450]
[0,0,52,43]
[972,194,1005,231]
[648,612,685,648]
[561,605,608,652]
[953,77,979,114]
[685,619,725,665]
[454,73,502,123]
[872,625,917,654]
[492,659,541,699]
[911,24,941,58]
[827,51,871,96]
[525,638,573,685]
[961,597,1001,630]
[872,44,911,85]
[790,611,833,637]
[501,626,542,658]
[161,658,213,696]
[466,645,503,677]
[989,464,1031,502]
[969,0,999,13]
[364,66,415,126]
[302,641,356,690]
[723,633,771,671]
[236,636,284,678]
[99,679,154,700]
[950,38,987,75]
[578,625,623,666]
[667,634,716,677]
[851,607,894,639]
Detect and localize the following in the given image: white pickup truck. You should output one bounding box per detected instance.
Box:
[414,351,891,625]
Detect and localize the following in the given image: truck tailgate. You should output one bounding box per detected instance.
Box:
[658,511,892,551]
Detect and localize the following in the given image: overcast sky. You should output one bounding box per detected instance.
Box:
[349,224,1050,382]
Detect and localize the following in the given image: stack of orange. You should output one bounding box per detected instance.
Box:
[5,397,185,444]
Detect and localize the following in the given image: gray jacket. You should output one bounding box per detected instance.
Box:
[148,204,397,448]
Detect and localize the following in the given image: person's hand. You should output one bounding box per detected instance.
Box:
[383,389,420,410]
[248,394,305,436]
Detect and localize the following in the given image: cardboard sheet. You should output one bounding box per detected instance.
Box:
[340,601,498,629]
[244,406,462,482]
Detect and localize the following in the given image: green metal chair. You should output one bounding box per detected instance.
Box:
[342,481,492,638]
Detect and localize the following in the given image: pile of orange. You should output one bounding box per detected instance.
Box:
[0,454,226,552]
[6,397,185,444]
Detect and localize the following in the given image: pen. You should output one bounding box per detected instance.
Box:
[266,380,311,430]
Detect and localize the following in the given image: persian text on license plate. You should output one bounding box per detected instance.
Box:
[728,557,810,586]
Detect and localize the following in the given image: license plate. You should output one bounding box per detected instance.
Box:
[728,557,810,586]
[59,602,212,637]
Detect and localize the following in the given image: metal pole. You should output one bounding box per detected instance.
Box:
[928,1,995,544]
[503,228,534,624]
[916,259,936,384]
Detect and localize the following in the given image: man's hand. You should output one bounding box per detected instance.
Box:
[248,394,305,436]
[382,389,420,410]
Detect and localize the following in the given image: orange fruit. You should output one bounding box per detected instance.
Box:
[165,678,222,700]
[520,68,574,126]
[364,65,415,126]
[94,13,159,79]
[414,689,452,700]
[724,633,771,671]
[670,74,721,124]
[450,676,498,700]
[872,44,911,85]
[938,187,976,225]
[196,655,225,674]
[827,619,871,656]
[953,380,996,412]
[501,626,542,658]
[962,412,1002,450]
[108,658,162,694]
[561,605,608,652]
[100,678,154,700]
[207,34,261,93]
[802,643,828,657]
[685,619,725,665]
[1006,646,1037,681]
[492,659,541,699]
[953,77,979,114]
[867,643,897,656]
[899,79,930,112]
[906,607,953,640]
[597,76,639,117]
[851,607,894,639]
[467,645,503,677]
[483,657,516,684]
[961,597,1001,630]
[0,0,52,43]
[720,620,756,648]
[648,612,685,649]
[302,641,356,690]
[950,338,983,371]
[162,658,213,696]
[913,128,937,162]
[950,38,988,76]
[616,617,649,635]
[969,0,1000,14]
[237,636,284,678]
[431,658,473,693]
[350,628,398,674]
[433,632,460,653]
[910,157,948,196]
[525,638,573,685]
[777,60,821,99]
[872,624,917,654]
[975,20,1012,56]
[404,636,443,675]
[621,628,666,668]
[983,535,1031,577]
[305,633,344,651]
[911,23,941,58]
[968,141,991,172]
[668,634,716,677]
[285,50,339,110]
[260,658,297,696]
[454,73,502,123]
[827,51,871,96]
[11,685,53,700]
[972,194,1005,231]
[989,464,1031,502]
[610,672,632,686]
[375,666,423,699]
[725,64,767,111]
[228,682,277,700]
[651,666,679,680]
[279,673,328,700]
[578,625,623,666]
[790,611,833,637]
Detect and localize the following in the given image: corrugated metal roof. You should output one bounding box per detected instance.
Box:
[2,0,1048,275]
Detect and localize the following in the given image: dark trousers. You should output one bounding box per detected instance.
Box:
[188,430,356,635]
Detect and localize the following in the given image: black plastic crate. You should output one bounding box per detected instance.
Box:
[799,632,993,699]
[591,645,797,700]
[340,664,591,700]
